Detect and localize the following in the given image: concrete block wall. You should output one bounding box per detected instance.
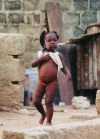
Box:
[0,0,99,67]
[0,33,26,108]
[0,0,46,67]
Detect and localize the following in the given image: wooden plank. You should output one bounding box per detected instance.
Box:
[77,44,81,90]
[45,2,65,42]
[57,45,74,104]
[80,45,85,89]
[89,40,93,88]
[92,37,98,88]
[84,43,89,89]
[95,35,100,88]
[67,32,100,44]
[64,46,74,103]
[45,2,74,104]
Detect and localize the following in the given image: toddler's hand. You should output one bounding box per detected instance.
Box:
[66,70,72,80]
[41,54,50,61]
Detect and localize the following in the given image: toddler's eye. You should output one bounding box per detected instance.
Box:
[54,39,57,41]
[47,38,57,42]
[48,39,51,42]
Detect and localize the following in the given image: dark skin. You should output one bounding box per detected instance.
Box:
[32,32,72,125]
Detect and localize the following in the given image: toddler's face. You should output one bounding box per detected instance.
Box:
[44,33,58,51]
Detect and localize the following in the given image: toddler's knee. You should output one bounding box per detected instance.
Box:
[45,99,53,107]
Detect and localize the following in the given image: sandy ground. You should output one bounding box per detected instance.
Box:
[0,105,97,134]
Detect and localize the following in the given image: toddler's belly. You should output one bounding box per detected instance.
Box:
[38,60,58,83]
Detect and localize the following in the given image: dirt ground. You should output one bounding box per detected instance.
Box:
[0,105,97,135]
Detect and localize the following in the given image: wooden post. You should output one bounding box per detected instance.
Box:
[89,40,93,88]
[92,37,97,88]
[80,44,85,89]
[77,44,81,90]
[84,43,89,89]
[45,2,65,42]
[96,35,100,88]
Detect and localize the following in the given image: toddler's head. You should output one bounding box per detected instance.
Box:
[40,29,59,51]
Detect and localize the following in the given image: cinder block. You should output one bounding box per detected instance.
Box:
[0,33,25,55]
[4,0,21,10]
[23,51,37,68]
[82,11,97,26]
[34,12,40,24]
[0,81,24,108]
[0,55,25,81]
[19,24,34,35]
[62,12,80,26]
[8,13,24,24]
[23,0,39,11]
[0,13,6,23]
[25,35,40,51]
[73,0,88,10]
[32,26,43,40]
[38,0,45,10]
[19,24,42,40]
[90,0,100,10]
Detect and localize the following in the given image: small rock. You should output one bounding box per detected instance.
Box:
[29,111,36,116]
[18,109,30,115]
[59,102,65,107]
[71,96,90,109]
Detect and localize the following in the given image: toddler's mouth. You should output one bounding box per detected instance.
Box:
[51,44,57,47]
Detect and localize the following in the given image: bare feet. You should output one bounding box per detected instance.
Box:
[39,115,46,125]
[46,122,52,126]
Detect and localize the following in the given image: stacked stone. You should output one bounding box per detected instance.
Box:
[0,0,47,67]
[0,33,26,109]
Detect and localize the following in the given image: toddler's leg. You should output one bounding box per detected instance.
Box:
[45,82,58,125]
[32,81,46,124]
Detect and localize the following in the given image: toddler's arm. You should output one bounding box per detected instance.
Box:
[32,54,50,67]
[59,54,72,80]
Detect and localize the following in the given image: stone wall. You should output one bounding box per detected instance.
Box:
[0,33,26,109]
[0,0,100,67]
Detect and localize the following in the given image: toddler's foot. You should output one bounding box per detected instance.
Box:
[46,122,52,126]
[39,115,46,125]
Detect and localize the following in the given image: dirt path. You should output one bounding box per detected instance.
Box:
[0,105,97,133]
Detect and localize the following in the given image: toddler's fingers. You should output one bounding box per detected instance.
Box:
[67,74,72,80]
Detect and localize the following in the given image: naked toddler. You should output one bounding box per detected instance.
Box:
[32,30,72,125]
